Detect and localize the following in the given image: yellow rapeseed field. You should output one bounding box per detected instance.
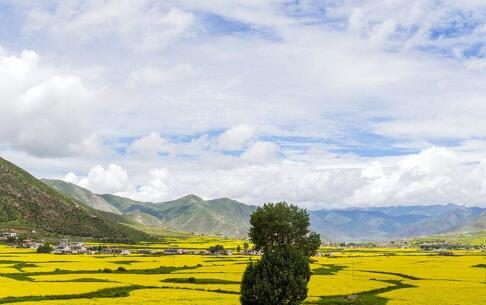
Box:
[0,241,484,305]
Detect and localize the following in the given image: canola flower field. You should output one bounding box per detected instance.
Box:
[0,237,484,305]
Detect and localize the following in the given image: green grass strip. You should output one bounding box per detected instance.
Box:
[359,270,421,280]
[305,279,415,305]
[0,265,199,282]
[0,285,154,304]
[161,277,240,284]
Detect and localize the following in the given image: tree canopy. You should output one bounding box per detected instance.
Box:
[248,202,320,257]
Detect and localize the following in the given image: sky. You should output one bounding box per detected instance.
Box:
[2,1,486,209]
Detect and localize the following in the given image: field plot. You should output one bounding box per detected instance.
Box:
[0,244,484,305]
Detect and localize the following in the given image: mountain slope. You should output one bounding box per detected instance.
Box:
[128,195,257,237]
[100,194,150,211]
[310,209,405,241]
[42,179,122,214]
[310,205,485,241]
[453,210,486,232]
[397,207,484,237]
[0,157,149,241]
[102,194,257,237]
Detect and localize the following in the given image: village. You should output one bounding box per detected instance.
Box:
[0,231,263,256]
[1,231,484,257]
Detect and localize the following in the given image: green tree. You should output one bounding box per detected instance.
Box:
[36,244,53,253]
[208,244,225,253]
[243,242,249,250]
[248,202,321,257]
[241,247,311,305]
[241,202,320,305]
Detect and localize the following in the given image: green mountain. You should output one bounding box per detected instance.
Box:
[106,194,257,238]
[100,194,151,212]
[42,180,257,237]
[0,157,149,241]
[42,179,122,214]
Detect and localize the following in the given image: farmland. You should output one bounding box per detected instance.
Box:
[0,239,484,305]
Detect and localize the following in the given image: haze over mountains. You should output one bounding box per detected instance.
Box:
[43,178,486,242]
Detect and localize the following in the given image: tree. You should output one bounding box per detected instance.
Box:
[36,244,53,253]
[241,202,320,305]
[208,244,225,253]
[248,202,321,257]
[241,247,311,305]
[243,242,249,250]
[237,245,241,253]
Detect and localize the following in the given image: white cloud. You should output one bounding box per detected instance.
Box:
[64,164,130,194]
[0,48,105,158]
[216,124,256,150]
[5,1,486,208]
[127,132,174,157]
[241,141,278,162]
[128,64,196,87]
[118,168,172,202]
[25,2,194,51]
[59,146,486,208]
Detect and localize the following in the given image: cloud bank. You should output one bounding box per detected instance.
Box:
[2,1,486,208]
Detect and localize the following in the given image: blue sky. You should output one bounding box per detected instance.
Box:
[2,1,486,208]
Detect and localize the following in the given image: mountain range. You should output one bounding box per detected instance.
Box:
[43,179,255,238]
[1,156,485,241]
[311,205,486,241]
[43,178,486,241]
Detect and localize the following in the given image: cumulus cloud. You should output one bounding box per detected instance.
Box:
[0,48,105,158]
[118,168,172,202]
[216,124,256,150]
[241,141,279,162]
[127,132,174,157]
[61,147,486,208]
[64,164,130,194]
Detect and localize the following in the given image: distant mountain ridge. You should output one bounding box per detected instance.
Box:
[0,158,149,241]
[42,179,486,241]
[43,179,257,238]
[310,204,485,241]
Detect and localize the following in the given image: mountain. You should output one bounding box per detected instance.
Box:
[107,194,257,237]
[42,179,122,214]
[38,178,486,241]
[42,180,257,237]
[310,209,405,241]
[0,157,149,241]
[310,204,485,241]
[100,194,149,212]
[453,210,486,232]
